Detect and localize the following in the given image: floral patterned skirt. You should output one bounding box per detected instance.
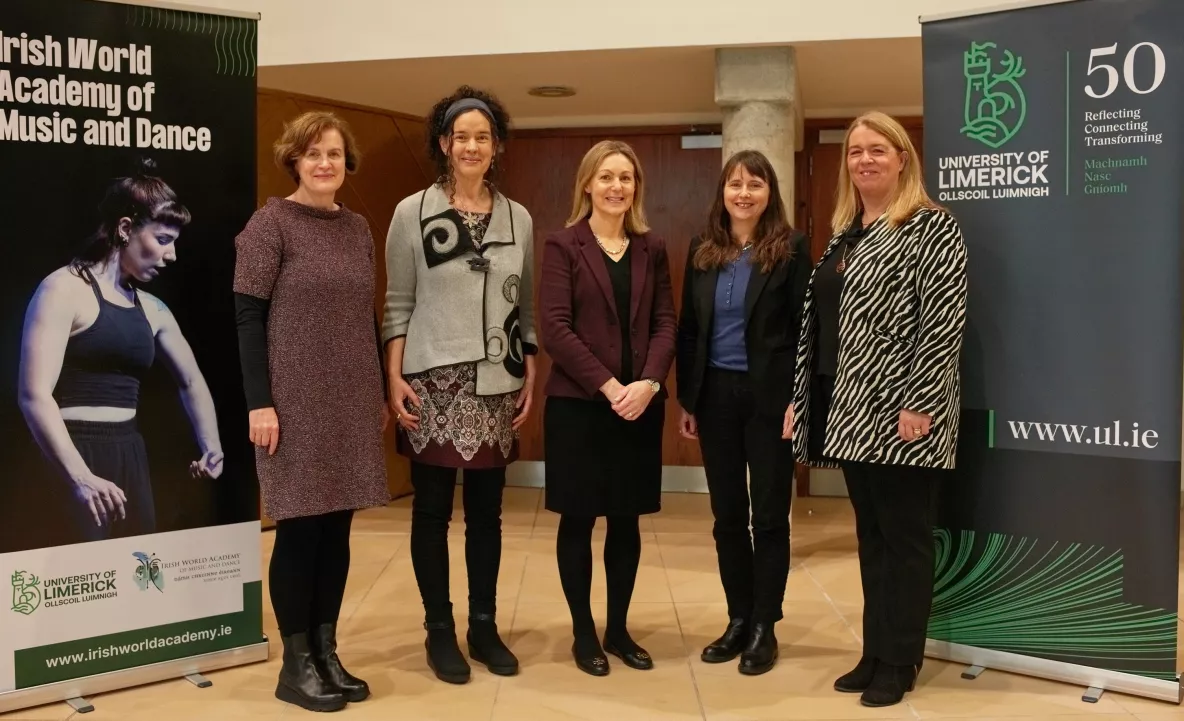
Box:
[397,362,519,469]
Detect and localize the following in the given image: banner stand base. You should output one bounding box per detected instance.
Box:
[961,664,986,680]
[0,638,270,715]
[927,640,1182,705]
[184,673,213,688]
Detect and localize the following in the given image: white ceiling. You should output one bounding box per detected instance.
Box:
[258,38,922,128]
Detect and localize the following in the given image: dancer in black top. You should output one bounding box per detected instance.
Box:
[18,158,223,543]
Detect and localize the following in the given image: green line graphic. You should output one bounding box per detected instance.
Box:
[125,9,257,77]
[1065,51,1070,195]
[988,409,995,448]
[929,529,1178,680]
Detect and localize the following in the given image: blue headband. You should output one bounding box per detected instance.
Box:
[443,97,494,130]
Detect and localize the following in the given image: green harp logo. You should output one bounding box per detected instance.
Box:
[961,41,1028,148]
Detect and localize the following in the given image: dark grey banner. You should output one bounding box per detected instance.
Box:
[924,0,1184,462]
[923,0,1183,687]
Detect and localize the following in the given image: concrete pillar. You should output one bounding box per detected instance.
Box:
[714,46,803,216]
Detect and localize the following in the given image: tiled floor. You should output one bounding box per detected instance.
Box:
[4,489,1183,720]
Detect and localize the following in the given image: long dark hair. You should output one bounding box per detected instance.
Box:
[71,157,191,275]
[425,85,512,201]
[695,149,794,274]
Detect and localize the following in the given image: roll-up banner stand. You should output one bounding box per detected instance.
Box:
[921,0,1183,704]
[0,0,266,713]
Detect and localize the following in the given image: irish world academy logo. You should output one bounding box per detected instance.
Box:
[133,552,165,593]
[961,41,1027,149]
[11,570,42,615]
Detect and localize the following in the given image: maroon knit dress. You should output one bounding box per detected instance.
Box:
[233,197,390,520]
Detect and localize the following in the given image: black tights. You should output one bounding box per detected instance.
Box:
[410,462,506,623]
[557,514,642,654]
[270,509,354,637]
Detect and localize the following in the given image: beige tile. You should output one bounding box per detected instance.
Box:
[0,701,73,720]
[651,492,715,534]
[493,601,701,721]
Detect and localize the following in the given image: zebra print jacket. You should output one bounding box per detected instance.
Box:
[791,206,968,470]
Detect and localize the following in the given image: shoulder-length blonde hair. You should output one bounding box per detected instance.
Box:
[830,111,939,234]
[565,140,650,234]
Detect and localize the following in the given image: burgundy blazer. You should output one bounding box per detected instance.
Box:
[539,219,677,400]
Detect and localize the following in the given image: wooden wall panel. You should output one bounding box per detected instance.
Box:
[255,89,433,508]
[499,129,722,467]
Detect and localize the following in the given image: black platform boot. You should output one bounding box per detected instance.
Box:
[737,622,778,676]
[860,662,919,707]
[466,613,519,676]
[424,620,471,684]
[701,618,748,663]
[275,632,347,712]
[311,623,370,702]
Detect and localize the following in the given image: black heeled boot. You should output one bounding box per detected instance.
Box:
[701,618,748,663]
[424,620,471,684]
[310,623,370,702]
[275,632,347,712]
[466,613,519,676]
[860,662,919,707]
[834,656,877,692]
[737,622,778,676]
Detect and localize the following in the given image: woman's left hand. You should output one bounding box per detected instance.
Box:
[512,356,537,431]
[190,450,225,479]
[898,409,932,442]
[612,381,656,421]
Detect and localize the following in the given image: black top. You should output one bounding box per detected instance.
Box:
[54,267,156,410]
[602,245,634,385]
[813,220,866,377]
[234,293,386,411]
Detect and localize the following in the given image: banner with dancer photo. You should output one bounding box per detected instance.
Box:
[0,0,265,712]
[921,0,1183,703]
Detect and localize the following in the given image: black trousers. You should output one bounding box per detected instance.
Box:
[696,369,794,624]
[410,462,506,623]
[270,509,354,637]
[841,460,939,666]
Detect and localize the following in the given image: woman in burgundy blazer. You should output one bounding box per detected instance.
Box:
[539,140,676,677]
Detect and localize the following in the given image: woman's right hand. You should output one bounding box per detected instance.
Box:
[72,473,127,527]
[249,407,280,455]
[679,411,699,440]
[391,377,422,431]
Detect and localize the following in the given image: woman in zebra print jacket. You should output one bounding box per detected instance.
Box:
[791,111,968,708]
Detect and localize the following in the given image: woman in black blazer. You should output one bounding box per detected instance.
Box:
[676,149,811,675]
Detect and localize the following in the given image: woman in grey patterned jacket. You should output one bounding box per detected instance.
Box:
[791,111,968,708]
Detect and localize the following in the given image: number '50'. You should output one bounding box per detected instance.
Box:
[1086,42,1166,98]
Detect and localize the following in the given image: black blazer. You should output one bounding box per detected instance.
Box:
[676,232,812,417]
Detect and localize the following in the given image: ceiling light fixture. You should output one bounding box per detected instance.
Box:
[527,85,576,98]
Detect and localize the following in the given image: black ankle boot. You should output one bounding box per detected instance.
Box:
[310,623,370,702]
[424,620,471,684]
[737,622,778,676]
[275,632,347,712]
[834,656,877,693]
[860,662,919,707]
[701,618,748,663]
[466,613,519,676]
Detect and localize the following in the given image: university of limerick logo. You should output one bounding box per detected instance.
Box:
[132,552,165,593]
[961,41,1027,149]
[11,571,42,615]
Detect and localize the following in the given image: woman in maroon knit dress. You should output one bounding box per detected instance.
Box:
[234,111,390,712]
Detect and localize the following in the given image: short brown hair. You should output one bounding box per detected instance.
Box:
[565,140,650,234]
[273,111,361,183]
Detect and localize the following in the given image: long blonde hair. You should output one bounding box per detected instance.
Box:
[565,140,651,234]
[830,111,939,234]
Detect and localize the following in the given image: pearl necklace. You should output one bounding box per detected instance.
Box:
[594,233,629,256]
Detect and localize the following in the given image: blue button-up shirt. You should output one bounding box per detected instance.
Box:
[707,248,753,371]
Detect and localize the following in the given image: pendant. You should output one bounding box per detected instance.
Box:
[837,258,846,274]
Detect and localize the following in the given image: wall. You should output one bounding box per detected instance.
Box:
[256,88,434,506]
[172,0,1041,66]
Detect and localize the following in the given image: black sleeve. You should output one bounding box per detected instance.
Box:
[675,238,701,412]
[374,315,389,401]
[234,292,274,411]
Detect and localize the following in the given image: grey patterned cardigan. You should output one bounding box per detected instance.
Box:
[381,183,538,397]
